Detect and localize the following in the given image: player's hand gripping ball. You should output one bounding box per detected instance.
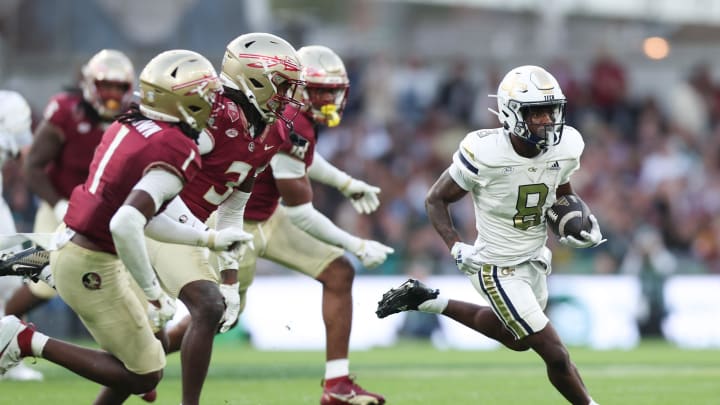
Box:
[545,194,592,240]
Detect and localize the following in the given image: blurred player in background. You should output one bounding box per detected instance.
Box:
[377,65,603,405]
[4,49,135,318]
[237,45,390,405]
[0,50,250,404]
[144,32,304,405]
[0,90,42,381]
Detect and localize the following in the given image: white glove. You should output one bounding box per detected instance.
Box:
[451,242,484,276]
[147,291,176,331]
[37,265,56,289]
[0,134,19,160]
[207,228,254,252]
[559,215,607,249]
[340,179,381,214]
[218,282,241,333]
[53,199,69,223]
[352,239,394,269]
[216,240,254,271]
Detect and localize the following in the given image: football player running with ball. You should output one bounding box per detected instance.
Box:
[376,65,603,405]
[0,50,249,404]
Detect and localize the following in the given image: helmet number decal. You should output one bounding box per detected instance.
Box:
[202,161,253,206]
[513,183,549,230]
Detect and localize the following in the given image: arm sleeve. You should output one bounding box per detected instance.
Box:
[110,205,164,300]
[270,152,306,180]
[132,168,184,212]
[144,212,211,246]
[216,190,251,230]
[306,151,351,189]
[144,196,211,246]
[284,202,362,253]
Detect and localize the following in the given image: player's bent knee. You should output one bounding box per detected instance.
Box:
[318,257,355,288]
[129,370,162,395]
[504,341,531,352]
[195,296,225,323]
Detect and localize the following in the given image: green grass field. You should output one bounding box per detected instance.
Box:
[1,338,718,404]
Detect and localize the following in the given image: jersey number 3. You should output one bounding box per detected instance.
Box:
[513,184,549,230]
[203,161,253,205]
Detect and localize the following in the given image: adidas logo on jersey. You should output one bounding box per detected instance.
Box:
[549,161,560,170]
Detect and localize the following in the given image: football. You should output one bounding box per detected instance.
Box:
[545,194,592,239]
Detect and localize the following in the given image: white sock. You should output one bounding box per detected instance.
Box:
[325,358,349,380]
[589,399,599,405]
[418,296,449,314]
[31,331,49,357]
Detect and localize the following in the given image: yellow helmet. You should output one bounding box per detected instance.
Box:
[221,32,304,124]
[297,45,349,127]
[138,49,222,132]
[81,49,135,119]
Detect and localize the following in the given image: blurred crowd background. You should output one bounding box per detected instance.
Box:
[3,0,720,339]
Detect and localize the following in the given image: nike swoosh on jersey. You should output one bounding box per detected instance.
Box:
[264,144,274,151]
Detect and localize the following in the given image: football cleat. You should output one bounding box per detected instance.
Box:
[0,246,50,281]
[138,389,157,402]
[0,315,34,376]
[1,362,43,381]
[321,375,385,405]
[375,278,439,319]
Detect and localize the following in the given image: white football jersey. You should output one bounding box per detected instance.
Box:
[448,126,584,266]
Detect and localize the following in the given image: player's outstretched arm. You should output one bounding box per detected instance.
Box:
[307,151,380,214]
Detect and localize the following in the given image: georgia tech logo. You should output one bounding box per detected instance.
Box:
[499,267,516,277]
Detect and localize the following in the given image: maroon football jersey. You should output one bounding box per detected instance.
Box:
[180,94,288,222]
[64,120,201,253]
[244,105,316,222]
[43,92,106,199]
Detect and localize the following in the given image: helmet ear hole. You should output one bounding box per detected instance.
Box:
[249,78,263,88]
[170,67,179,78]
[187,105,202,113]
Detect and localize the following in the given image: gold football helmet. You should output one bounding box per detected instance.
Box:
[297,45,349,127]
[81,49,135,119]
[138,49,222,131]
[220,32,304,124]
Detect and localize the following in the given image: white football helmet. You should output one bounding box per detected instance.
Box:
[0,90,32,162]
[220,32,305,125]
[138,49,222,132]
[81,49,135,119]
[490,65,567,150]
[297,45,350,127]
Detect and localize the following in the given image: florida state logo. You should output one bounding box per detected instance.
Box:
[82,272,102,290]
